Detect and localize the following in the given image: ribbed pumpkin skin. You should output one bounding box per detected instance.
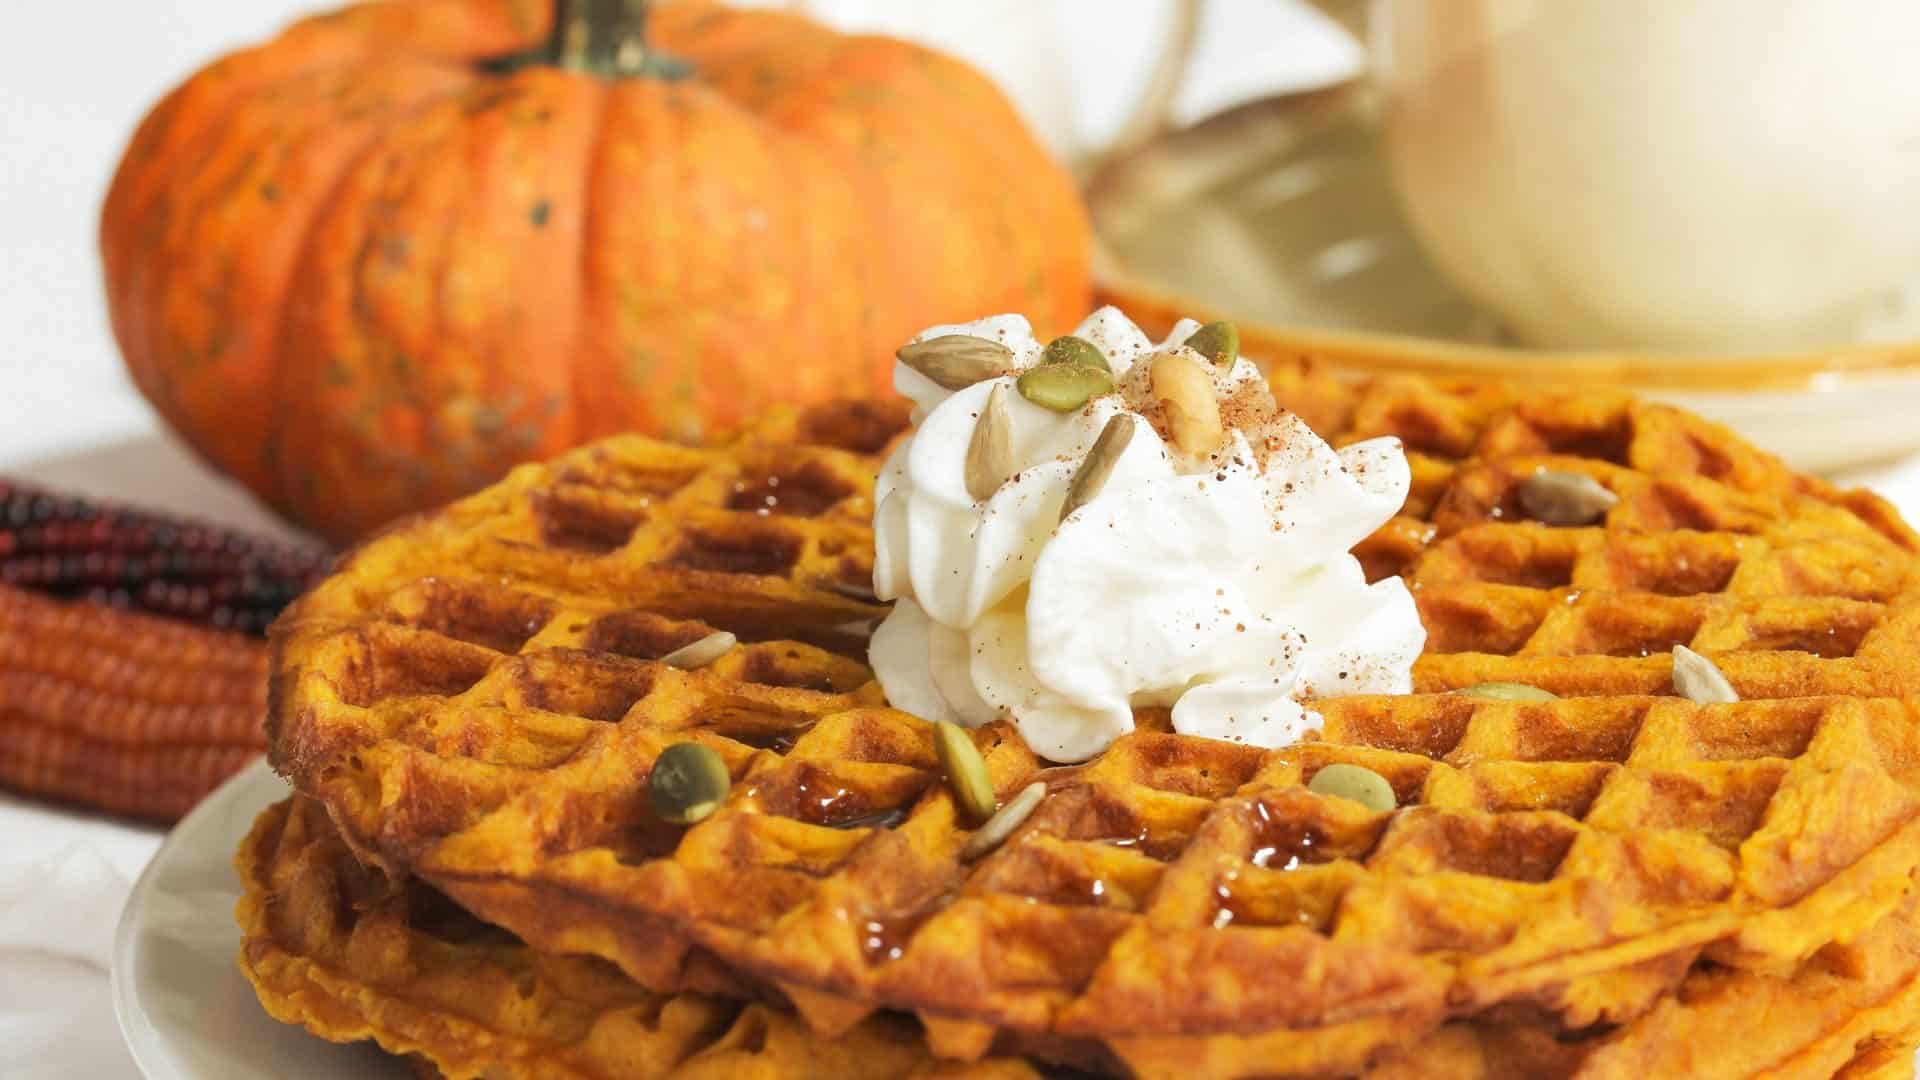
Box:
[101,0,1090,544]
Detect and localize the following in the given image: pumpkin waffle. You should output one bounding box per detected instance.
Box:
[239,794,1042,1080]
[242,794,1920,1080]
[269,385,1920,1077]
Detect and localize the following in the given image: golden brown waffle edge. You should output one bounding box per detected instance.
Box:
[237,795,1047,1080]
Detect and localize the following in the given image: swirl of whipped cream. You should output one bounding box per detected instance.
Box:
[869,308,1423,762]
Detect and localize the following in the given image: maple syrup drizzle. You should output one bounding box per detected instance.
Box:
[860,895,953,964]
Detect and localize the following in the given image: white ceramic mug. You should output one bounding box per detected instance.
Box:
[1369,0,1920,352]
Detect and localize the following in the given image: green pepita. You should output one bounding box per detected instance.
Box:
[962,781,1047,861]
[933,720,997,824]
[649,742,731,824]
[1307,763,1397,813]
[896,335,1012,390]
[1182,321,1240,368]
[1060,413,1134,523]
[1452,682,1560,702]
[1016,364,1113,412]
[965,383,1014,501]
[1041,334,1110,373]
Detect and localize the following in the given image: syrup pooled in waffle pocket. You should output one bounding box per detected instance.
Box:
[268,309,1920,1078]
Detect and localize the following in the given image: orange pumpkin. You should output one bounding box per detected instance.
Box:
[102,0,1090,544]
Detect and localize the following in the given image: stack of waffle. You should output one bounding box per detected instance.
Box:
[248,378,1920,1078]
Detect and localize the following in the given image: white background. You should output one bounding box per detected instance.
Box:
[0,0,326,534]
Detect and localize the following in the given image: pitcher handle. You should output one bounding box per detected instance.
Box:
[1102,0,1366,162]
[1103,0,1206,158]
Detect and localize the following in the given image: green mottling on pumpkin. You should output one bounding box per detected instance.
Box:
[622,347,657,387]
[404,460,432,492]
[260,433,281,481]
[379,234,410,268]
[324,360,353,387]
[167,343,203,373]
[461,86,525,117]
[530,199,551,227]
[855,127,900,167]
[260,182,279,201]
[838,82,887,107]
[506,0,541,33]
[669,406,705,444]
[471,403,508,437]
[920,62,971,94]
[203,325,233,360]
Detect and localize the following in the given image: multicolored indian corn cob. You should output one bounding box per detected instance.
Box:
[0,477,329,634]
[0,479,330,821]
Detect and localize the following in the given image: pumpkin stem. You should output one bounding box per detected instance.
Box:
[550,0,689,79]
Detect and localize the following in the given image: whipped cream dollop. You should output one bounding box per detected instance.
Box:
[869,308,1424,762]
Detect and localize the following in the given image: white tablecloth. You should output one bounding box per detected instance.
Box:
[4,2,1918,1077]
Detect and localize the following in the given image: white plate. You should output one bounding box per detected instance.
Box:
[110,759,406,1080]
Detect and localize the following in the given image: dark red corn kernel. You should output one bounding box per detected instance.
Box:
[0,477,329,636]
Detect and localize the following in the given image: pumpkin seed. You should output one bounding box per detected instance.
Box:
[896,335,1012,390]
[1672,644,1739,704]
[1515,469,1618,526]
[1453,682,1560,702]
[1182,321,1240,368]
[962,780,1047,861]
[649,742,731,824]
[831,806,909,831]
[965,383,1014,502]
[1060,414,1134,523]
[1041,334,1110,373]
[1016,363,1113,412]
[1150,351,1225,455]
[933,720,997,825]
[1307,763,1396,813]
[660,630,737,670]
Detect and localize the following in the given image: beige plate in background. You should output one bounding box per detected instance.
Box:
[1087,85,1920,474]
